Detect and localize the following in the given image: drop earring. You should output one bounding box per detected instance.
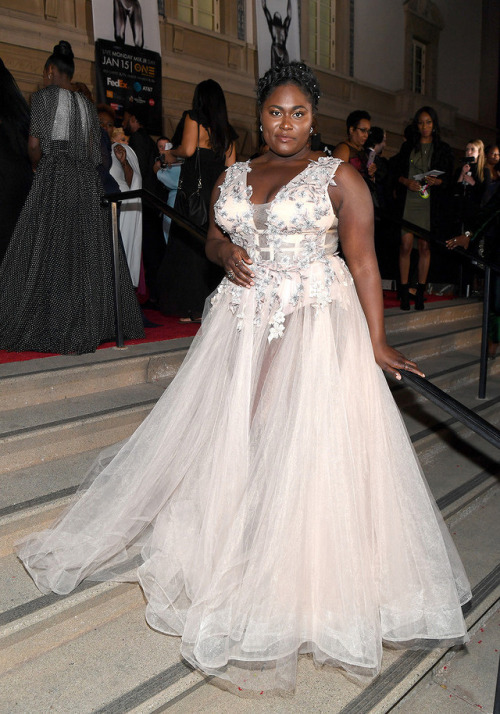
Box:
[310,127,313,134]
[260,124,263,132]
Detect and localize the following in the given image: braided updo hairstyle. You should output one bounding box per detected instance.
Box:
[45,41,75,80]
[257,61,321,112]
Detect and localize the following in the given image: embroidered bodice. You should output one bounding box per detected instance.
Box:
[212,156,353,341]
[214,156,341,270]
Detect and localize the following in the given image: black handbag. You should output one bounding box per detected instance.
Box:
[175,124,208,227]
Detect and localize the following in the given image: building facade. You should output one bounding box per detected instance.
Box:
[0,0,498,157]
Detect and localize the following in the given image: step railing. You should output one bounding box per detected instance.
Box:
[102,189,500,450]
[377,209,500,399]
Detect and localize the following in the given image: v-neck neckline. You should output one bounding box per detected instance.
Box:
[245,159,317,208]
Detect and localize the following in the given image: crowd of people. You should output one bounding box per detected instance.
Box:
[0,43,498,358]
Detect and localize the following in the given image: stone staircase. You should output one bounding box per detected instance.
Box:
[0,299,498,714]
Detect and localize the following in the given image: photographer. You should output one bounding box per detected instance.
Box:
[449,140,486,296]
[447,158,500,358]
[452,139,485,233]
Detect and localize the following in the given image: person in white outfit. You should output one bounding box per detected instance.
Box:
[110,142,142,287]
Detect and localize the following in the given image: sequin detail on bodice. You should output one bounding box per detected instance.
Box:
[212,156,352,340]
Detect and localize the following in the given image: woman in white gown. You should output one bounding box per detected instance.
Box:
[17,63,471,693]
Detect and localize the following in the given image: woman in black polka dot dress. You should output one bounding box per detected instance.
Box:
[0,41,144,354]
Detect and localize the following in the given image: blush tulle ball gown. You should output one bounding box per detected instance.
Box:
[17,157,471,692]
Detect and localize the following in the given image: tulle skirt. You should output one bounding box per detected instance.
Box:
[17,255,471,692]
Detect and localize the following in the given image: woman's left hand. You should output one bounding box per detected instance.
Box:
[113,144,127,165]
[425,174,442,187]
[373,342,425,380]
[162,149,176,166]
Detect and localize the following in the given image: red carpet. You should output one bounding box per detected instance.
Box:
[0,295,456,365]
[0,310,200,365]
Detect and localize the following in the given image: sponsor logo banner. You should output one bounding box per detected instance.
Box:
[95,38,162,134]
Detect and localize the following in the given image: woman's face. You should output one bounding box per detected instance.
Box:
[465,143,479,160]
[417,112,433,140]
[349,119,371,149]
[260,83,314,158]
[486,146,500,166]
[98,112,115,140]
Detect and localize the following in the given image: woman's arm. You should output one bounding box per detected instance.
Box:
[28,135,42,170]
[167,114,200,160]
[205,173,254,288]
[113,144,133,187]
[330,163,424,379]
[225,142,236,167]
[331,142,350,162]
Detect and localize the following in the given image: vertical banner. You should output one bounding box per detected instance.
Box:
[256,0,301,78]
[92,0,162,134]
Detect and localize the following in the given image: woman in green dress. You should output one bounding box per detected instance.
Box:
[393,106,453,310]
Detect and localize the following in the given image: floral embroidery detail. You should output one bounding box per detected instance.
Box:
[213,157,350,341]
[310,278,333,315]
[268,307,285,342]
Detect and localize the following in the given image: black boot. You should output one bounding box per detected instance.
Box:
[399,283,410,311]
[415,282,426,310]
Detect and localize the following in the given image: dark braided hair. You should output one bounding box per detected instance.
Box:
[257,61,320,112]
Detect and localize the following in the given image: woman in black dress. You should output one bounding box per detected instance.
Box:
[0,41,143,354]
[157,79,237,322]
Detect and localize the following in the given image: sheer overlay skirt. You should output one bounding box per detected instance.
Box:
[17,255,471,691]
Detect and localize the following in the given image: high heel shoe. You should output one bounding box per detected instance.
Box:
[399,283,410,311]
[414,283,426,311]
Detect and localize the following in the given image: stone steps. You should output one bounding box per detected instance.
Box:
[0,298,498,713]
[1,491,496,713]
[0,338,191,411]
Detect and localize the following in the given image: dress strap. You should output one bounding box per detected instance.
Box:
[319,156,343,187]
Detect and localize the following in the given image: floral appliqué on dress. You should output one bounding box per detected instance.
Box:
[212,156,353,342]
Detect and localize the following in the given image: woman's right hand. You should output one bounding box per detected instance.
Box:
[446,234,470,251]
[220,244,255,288]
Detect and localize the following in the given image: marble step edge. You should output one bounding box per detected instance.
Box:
[0,347,189,412]
[0,401,157,476]
[388,597,500,713]
[391,325,482,361]
[384,299,483,334]
[406,398,500,458]
[338,567,500,714]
